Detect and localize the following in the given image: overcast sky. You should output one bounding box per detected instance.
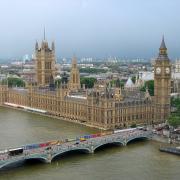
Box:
[0,0,180,60]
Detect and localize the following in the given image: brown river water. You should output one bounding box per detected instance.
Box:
[0,106,179,180]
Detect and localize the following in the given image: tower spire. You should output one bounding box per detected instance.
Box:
[44,26,46,41]
[159,35,167,56]
[72,54,77,65]
[52,41,55,51]
[160,35,167,50]
[35,40,38,51]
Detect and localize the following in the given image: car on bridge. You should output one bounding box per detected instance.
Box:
[8,148,23,156]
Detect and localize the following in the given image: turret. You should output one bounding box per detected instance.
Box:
[68,56,81,91]
[35,30,56,87]
[72,56,78,68]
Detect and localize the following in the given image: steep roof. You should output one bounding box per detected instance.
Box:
[160,36,167,49]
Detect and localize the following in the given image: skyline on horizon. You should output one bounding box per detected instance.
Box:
[0,0,180,60]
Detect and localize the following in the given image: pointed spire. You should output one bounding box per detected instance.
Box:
[43,26,46,41]
[135,74,138,84]
[145,86,151,99]
[158,35,168,57]
[160,35,167,50]
[72,55,77,66]
[35,41,38,51]
[52,41,55,51]
[41,27,49,50]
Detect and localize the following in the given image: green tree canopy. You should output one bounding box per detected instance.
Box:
[168,97,180,128]
[171,97,180,120]
[140,80,154,96]
[130,123,137,128]
[80,77,97,88]
[168,115,180,128]
[1,77,25,87]
[61,72,69,84]
[171,97,180,113]
[79,68,108,74]
[131,76,136,84]
[55,79,62,88]
[110,79,124,88]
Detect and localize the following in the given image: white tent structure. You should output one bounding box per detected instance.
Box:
[124,77,135,89]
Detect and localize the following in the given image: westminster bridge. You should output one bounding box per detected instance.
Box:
[0,129,152,170]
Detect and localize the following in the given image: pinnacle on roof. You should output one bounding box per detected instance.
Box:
[44,26,46,41]
[160,35,167,50]
[158,35,168,58]
[35,41,38,50]
[72,55,77,64]
[71,55,78,69]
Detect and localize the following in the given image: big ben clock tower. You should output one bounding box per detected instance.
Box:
[154,36,171,123]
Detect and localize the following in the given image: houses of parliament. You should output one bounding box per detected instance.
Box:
[0,37,171,130]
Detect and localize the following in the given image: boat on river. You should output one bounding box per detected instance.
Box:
[159,146,180,155]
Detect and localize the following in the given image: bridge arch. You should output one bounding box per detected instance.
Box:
[93,141,124,152]
[0,159,25,170]
[126,136,149,145]
[51,148,91,161]
[0,156,49,170]
[24,156,49,163]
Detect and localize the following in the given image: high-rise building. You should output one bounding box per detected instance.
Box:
[154,36,171,122]
[35,34,56,87]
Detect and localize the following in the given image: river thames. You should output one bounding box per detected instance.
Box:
[0,107,179,180]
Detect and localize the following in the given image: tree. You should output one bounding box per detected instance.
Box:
[110,79,124,88]
[140,80,154,96]
[80,77,97,88]
[130,124,137,128]
[1,77,25,87]
[171,97,180,114]
[171,97,178,106]
[116,78,121,88]
[61,72,69,84]
[55,79,61,88]
[110,79,116,87]
[168,97,180,128]
[168,115,180,128]
[131,76,136,84]
[79,68,108,74]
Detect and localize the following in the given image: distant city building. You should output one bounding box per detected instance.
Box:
[80,57,93,63]
[0,74,6,81]
[171,78,180,95]
[171,60,180,94]
[174,59,180,73]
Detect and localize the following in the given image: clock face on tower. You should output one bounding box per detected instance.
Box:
[165,67,170,74]
[156,67,161,74]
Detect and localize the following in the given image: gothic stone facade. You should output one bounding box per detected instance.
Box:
[0,38,171,130]
[0,86,155,129]
[35,40,56,87]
